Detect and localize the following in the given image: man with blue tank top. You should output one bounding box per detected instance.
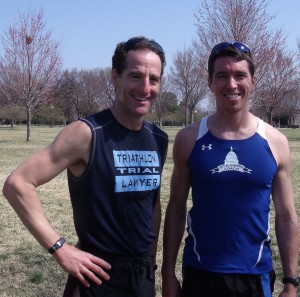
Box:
[3,36,168,297]
[162,42,299,297]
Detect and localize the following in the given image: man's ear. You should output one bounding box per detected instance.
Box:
[111,69,118,87]
[208,78,213,92]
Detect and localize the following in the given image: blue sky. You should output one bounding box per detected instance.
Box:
[0,0,299,71]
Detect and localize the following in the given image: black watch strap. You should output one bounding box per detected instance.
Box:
[282,275,300,287]
[48,237,65,254]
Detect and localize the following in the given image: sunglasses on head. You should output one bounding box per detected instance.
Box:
[211,41,251,54]
[124,38,165,55]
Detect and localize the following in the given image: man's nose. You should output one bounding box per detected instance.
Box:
[227,76,238,88]
[139,78,151,95]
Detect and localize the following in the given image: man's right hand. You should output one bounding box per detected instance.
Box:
[53,244,111,287]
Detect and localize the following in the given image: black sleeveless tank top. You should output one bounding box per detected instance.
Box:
[68,109,168,255]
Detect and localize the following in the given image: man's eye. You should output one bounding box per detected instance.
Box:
[237,74,247,79]
[150,78,159,84]
[131,74,140,79]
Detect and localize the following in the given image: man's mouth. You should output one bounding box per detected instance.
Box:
[134,96,148,102]
[225,93,241,99]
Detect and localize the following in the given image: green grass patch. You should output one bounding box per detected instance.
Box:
[29,271,44,284]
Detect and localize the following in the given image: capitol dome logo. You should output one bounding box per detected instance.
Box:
[211,147,252,174]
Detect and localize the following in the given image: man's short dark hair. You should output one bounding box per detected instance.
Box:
[112,36,166,77]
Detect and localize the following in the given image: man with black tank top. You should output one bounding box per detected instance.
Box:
[3,36,168,297]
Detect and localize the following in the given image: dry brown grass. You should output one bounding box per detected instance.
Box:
[0,125,299,296]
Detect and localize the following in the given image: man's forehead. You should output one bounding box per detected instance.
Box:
[214,57,249,71]
[124,50,162,72]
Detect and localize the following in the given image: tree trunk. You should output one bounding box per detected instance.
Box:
[267,110,272,125]
[159,116,163,129]
[185,103,189,127]
[26,107,32,141]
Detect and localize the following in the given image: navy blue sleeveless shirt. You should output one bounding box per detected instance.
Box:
[184,116,277,274]
[68,109,168,255]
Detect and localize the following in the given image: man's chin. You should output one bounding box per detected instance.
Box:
[134,107,151,117]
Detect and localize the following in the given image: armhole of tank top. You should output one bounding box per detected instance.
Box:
[70,118,96,180]
[256,118,266,140]
[197,116,209,140]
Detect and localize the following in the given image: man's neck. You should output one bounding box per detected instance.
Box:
[208,112,258,140]
[110,107,144,131]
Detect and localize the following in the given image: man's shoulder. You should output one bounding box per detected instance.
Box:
[176,120,201,140]
[259,119,290,166]
[262,120,288,142]
[144,122,168,140]
[173,121,201,160]
[60,120,92,146]
[83,109,113,127]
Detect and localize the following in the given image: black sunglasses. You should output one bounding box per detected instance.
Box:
[211,41,251,54]
[124,38,165,55]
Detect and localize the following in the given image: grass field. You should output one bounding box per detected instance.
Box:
[0,125,299,296]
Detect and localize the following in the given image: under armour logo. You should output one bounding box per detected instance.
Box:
[201,144,212,150]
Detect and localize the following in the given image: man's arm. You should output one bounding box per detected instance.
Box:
[2,121,111,287]
[161,127,195,297]
[268,127,299,296]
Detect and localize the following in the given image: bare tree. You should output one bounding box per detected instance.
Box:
[276,86,300,126]
[152,76,178,128]
[61,68,111,120]
[54,67,115,122]
[253,48,299,123]
[78,69,104,117]
[194,0,274,52]
[54,69,77,124]
[0,99,26,128]
[0,9,62,141]
[98,67,115,109]
[67,69,98,119]
[170,48,207,126]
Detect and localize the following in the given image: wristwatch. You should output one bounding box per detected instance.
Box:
[48,237,65,254]
[282,275,300,287]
